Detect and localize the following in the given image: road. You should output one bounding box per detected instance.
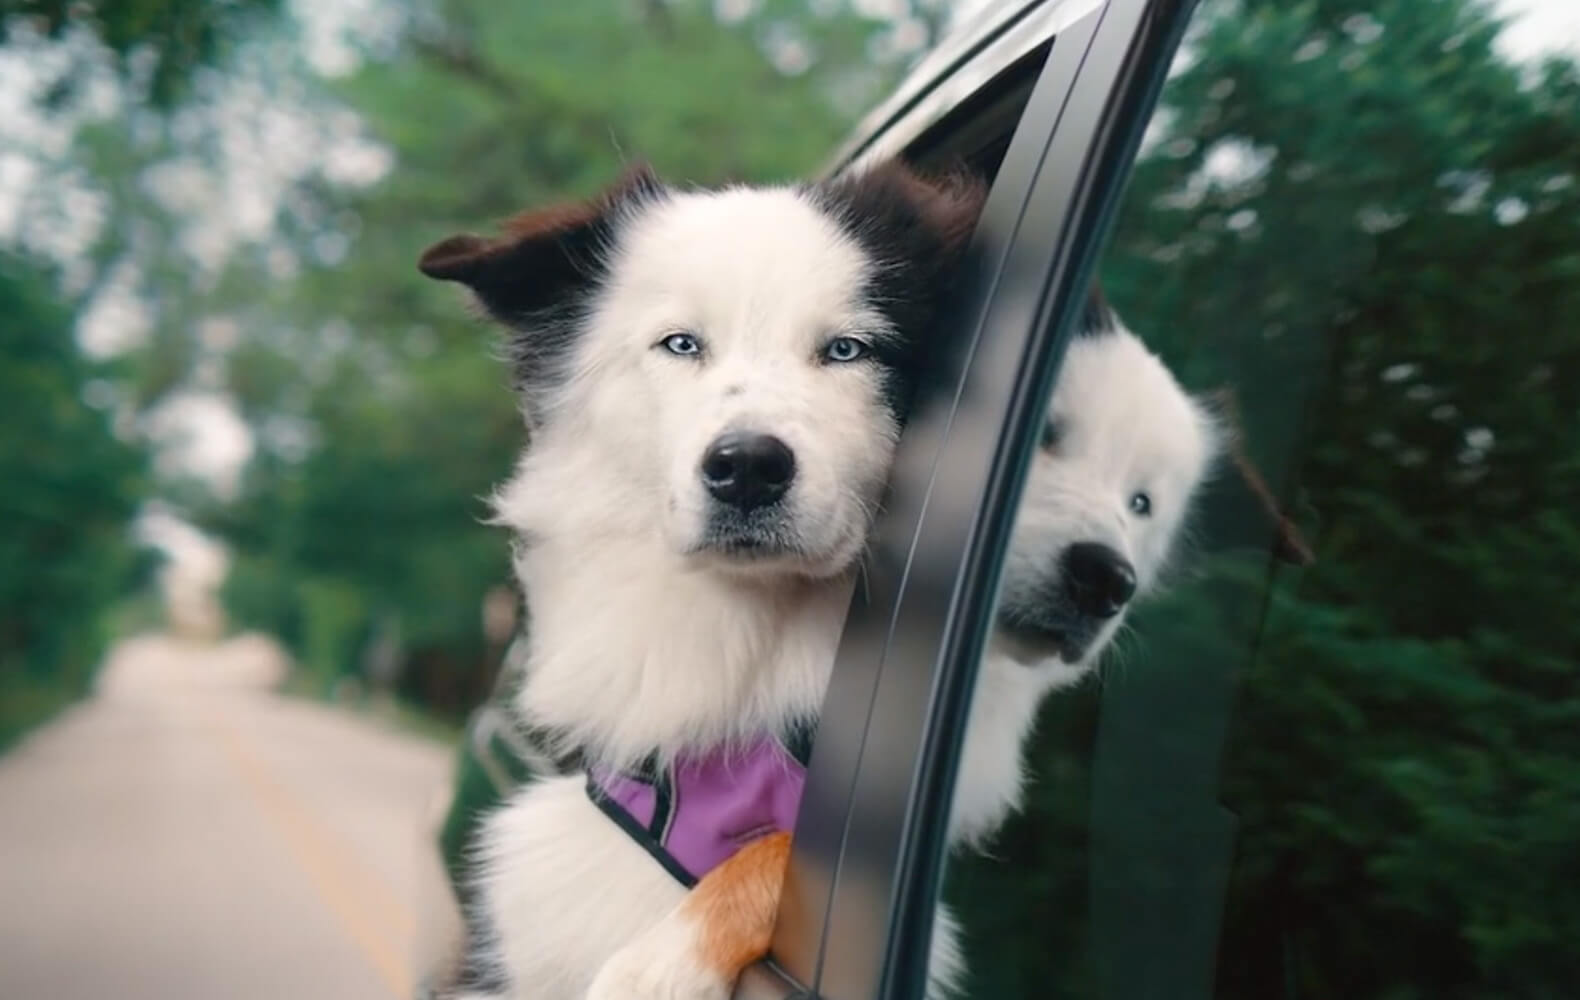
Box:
[0,633,462,1000]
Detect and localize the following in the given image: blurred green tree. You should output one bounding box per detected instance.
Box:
[0,0,282,106]
[0,253,155,749]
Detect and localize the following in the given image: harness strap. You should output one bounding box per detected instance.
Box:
[585,719,817,886]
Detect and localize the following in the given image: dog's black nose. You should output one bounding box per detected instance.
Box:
[701,432,796,511]
[1062,543,1137,619]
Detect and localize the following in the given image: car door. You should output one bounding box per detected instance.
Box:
[749,0,1580,997]
[738,1,1205,997]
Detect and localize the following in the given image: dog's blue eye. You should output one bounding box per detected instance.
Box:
[660,333,702,357]
[823,337,868,363]
[1129,492,1152,517]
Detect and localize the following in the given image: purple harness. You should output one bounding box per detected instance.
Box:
[585,726,813,886]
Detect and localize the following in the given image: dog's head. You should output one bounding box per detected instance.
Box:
[996,300,1222,674]
[420,162,983,580]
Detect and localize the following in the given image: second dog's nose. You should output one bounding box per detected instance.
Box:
[701,432,796,511]
[1062,542,1137,619]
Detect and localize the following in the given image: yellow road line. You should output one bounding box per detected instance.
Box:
[207,711,416,998]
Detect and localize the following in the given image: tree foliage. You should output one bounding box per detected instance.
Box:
[0,254,154,748]
[0,0,282,106]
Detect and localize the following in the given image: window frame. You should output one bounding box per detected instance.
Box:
[738,1,1203,997]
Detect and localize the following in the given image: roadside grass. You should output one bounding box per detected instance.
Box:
[0,593,162,755]
[0,672,87,755]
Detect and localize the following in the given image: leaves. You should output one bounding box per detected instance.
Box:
[0,0,283,107]
[0,253,154,746]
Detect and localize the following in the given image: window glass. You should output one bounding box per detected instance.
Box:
[931,1,1580,997]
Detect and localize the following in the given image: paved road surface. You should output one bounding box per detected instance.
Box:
[0,634,461,1000]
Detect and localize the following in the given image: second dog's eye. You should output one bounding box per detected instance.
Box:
[1129,492,1152,517]
[1040,419,1064,452]
[660,332,703,357]
[822,336,869,363]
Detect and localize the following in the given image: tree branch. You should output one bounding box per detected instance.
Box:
[409,32,517,103]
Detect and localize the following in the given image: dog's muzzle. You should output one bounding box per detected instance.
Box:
[1061,542,1136,619]
[999,542,1136,664]
[694,431,802,560]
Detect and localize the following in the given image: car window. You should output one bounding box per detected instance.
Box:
[929,1,1580,998]
[766,3,1203,998]
[825,0,1083,176]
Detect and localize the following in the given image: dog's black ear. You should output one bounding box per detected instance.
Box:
[891,161,990,256]
[825,158,989,260]
[813,159,989,418]
[418,163,664,324]
[1075,282,1119,338]
[1204,387,1315,567]
[1226,434,1316,566]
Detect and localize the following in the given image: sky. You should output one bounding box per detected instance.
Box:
[1494,0,1580,61]
[3,0,1578,589]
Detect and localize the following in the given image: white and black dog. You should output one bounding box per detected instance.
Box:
[418,161,1230,1000]
[579,293,1227,1000]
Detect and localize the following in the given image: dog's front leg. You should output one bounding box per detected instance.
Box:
[585,832,790,1000]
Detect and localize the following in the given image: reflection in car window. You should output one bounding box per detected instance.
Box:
[934,0,1580,997]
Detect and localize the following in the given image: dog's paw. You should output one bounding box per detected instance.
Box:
[585,916,730,1000]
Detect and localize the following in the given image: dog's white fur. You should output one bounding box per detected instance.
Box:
[444,176,1217,1000]
[452,180,929,999]
[489,186,900,772]
[953,327,1221,845]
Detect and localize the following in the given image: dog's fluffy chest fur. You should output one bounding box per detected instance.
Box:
[507,525,850,772]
